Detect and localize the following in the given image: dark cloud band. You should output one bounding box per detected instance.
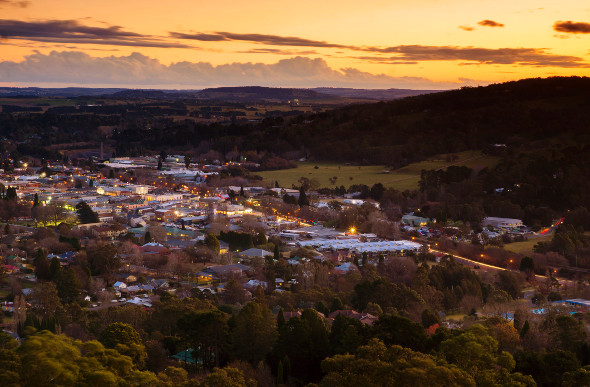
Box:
[354,46,588,68]
[0,19,194,48]
[554,21,590,34]
[1,19,587,69]
[170,31,350,49]
[478,20,505,27]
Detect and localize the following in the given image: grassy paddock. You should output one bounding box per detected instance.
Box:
[257,150,500,191]
[503,234,553,255]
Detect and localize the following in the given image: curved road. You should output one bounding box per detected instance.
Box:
[430,248,578,288]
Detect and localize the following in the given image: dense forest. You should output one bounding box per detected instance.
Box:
[2,76,590,165]
[114,76,590,164]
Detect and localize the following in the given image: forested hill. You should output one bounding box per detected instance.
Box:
[311,87,440,100]
[280,76,590,165]
[196,86,339,102]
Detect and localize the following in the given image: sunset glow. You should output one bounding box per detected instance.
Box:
[1,0,590,89]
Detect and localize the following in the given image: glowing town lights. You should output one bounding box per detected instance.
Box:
[350,227,356,234]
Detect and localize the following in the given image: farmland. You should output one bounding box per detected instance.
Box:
[503,234,552,255]
[257,150,501,191]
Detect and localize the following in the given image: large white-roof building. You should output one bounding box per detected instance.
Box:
[296,239,422,253]
[482,217,524,229]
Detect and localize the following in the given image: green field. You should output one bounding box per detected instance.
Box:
[257,150,500,191]
[503,234,552,255]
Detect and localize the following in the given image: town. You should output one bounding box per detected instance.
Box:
[3,77,590,386]
[2,147,590,386]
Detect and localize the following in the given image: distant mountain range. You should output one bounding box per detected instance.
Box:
[311,87,441,100]
[0,87,127,97]
[0,86,441,102]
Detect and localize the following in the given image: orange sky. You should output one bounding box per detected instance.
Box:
[1,0,590,89]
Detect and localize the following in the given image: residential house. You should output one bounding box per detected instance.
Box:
[113,281,127,290]
[125,285,141,293]
[152,279,170,289]
[244,279,267,290]
[200,263,250,281]
[92,224,127,239]
[401,214,431,227]
[329,310,378,326]
[239,248,273,259]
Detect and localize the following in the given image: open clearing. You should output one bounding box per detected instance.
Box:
[257,150,500,191]
[503,234,553,255]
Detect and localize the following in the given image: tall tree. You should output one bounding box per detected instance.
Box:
[99,322,146,367]
[232,302,277,364]
[33,248,50,281]
[275,309,330,382]
[87,242,120,278]
[49,257,61,280]
[205,233,221,254]
[440,324,534,386]
[75,201,99,224]
[320,339,475,387]
[5,187,17,201]
[298,187,309,207]
[54,267,81,303]
[177,310,228,368]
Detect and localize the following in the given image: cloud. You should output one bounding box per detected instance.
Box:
[0,50,466,89]
[0,0,29,8]
[2,20,582,71]
[236,48,319,55]
[0,19,194,48]
[355,45,589,67]
[170,30,586,68]
[170,31,350,49]
[553,21,590,34]
[477,20,505,27]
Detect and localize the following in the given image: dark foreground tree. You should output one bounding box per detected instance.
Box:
[75,201,99,224]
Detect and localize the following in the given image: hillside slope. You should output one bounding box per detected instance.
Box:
[279,77,590,165]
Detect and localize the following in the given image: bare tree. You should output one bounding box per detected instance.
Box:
[97,289,114,304]
[208,219,230,235]
[118,241,142,266]
[147,222,167,243]
[31,282,60,319]
[89,277,106,297]
[380,255,417,285]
